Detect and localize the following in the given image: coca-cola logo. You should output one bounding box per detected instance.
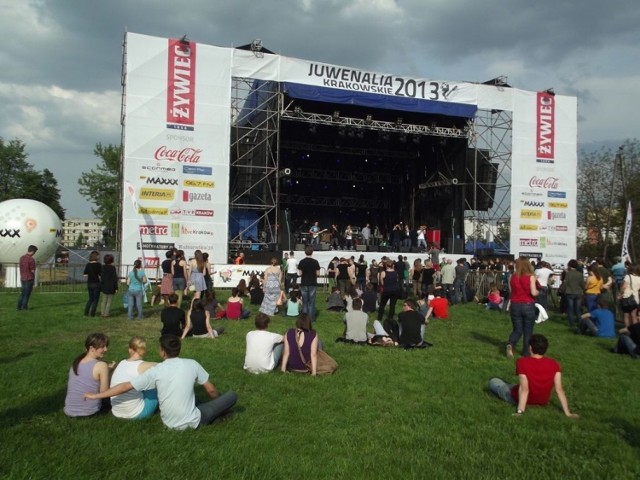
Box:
[139,225,169,236]
[154,146,202,163]
[529,176,559,189]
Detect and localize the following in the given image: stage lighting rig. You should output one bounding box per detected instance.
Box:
[251,38,264,58]
[365,114,373,124]
[332,110,341,121]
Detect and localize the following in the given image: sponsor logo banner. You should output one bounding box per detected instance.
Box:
[521,201,545,207]
[183,165,212,175]
[547,191,566,199]
[519,238,539,247]
[176,243,216,252]
[520,224,538,231]
[138,207,168,215]
[169,208,214,218]
[171,223,180,237]
[522,191,544,198]
[182,190,212,202]
[547,211,567,220]
[181,225,215,236]
[139,225,169,235]
[529,176,559,189]
[538,225,569,232]
[548,201,568,209]
[136,242,175,250]
[536,92,555,161]
[166,39,196,131]
[139,188,175,201]
[140,256,160,268]
[546,238,569,247]
[184,179,215,188]
[155,146,202,163]
[520,251,543,259]
[520,209,542,219]
[142,165,176,172]
[143,176,178,186]
[166,133,194,143]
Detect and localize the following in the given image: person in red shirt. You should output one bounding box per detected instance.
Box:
[17,244,38,311]
[235,252,245,265]
[424,288,449,320]
[488,334,579,418]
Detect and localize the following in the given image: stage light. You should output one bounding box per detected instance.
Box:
[338,126,346,136]
[365,114,373,124]
[356,130,364,139]
[333,110,340,120]
[431,122,437,128]
[251,38,264,57]
[412,135,420,145]
[396,117,403,126]
[347,129,355,138]
[399,133,407,143]
[308,124,317,134]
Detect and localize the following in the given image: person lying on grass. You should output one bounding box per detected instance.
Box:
[64,333,115,418]
[488,334,579,418]
[110,336,158,420]
[85,334,237,430]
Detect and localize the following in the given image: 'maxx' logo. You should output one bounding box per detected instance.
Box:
[0,228,21,238]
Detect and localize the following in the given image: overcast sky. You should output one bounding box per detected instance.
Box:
[1,0,638,218]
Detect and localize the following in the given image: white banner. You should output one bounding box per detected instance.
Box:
[122,33,232,266]
[510,90,578,265]
[622,202,632,262]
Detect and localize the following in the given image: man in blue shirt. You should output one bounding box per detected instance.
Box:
[578,297,616,338]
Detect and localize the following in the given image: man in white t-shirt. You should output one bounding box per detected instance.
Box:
[285,251,298,292]
[244,312,284,374]
[343,298,369,343]
[85,335,237,430]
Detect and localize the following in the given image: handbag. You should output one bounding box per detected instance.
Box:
[295,330,338,375]
[619,295,637,310]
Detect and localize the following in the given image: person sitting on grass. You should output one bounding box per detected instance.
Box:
[218,288,251,320]
[485,284,504,311]
[243,312,284,374]
[64,333,115,417]
[488,334,579,418]
[326,286,346,312]
[342,298,369,343]
[344,284,359,312]
[110,336,158,420]
[577,296,616,338]
[397,299,431,347]
[613,323,640,359]
[203,289,224,317]
[424,288,449,321]
[281,314,319,376]
[161,293,186,337]
[182,299,224,339]
[286,290,303,317]
[85,334,238,430]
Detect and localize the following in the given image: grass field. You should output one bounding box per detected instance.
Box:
[1,289,639,479]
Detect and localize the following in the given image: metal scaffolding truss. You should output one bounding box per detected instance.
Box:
[284,167,401,185]
[229,78,281,248]
[464,108,513,251]
[281,108,468,139]
[229,77,514,254]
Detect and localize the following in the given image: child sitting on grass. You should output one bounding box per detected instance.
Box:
[286,290,303,317]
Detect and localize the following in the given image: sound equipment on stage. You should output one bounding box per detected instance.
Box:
[451,239,464,254]
[378,246,390,252]
[244,250,274,265]
[410,247,420,253]
[267,243,279,252]
[367,246,378,252]
[356,245,367,251]
[295,244,305,251]
[320,243,330,251]
[400,246,410,253]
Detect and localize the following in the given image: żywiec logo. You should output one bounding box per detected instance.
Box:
[155,146,202,164]
[139,225,169,236]
[166,39,196,131]
[536,92,555,162]
[139,188,175,201]
[182,190,212,202]
[529,176,559,189]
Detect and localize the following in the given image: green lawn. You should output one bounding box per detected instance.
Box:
[1,290,639,479]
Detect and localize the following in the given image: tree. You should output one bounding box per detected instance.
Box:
[0,137,65,219]
[74,232,85,249]
[78,143,121,248]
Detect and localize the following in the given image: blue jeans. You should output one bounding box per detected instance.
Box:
[197,391,238,426]
[300,285,317,321]
[536,287,549,310]
[85,283,101,316]
[17,280,34,310]
[619,334,638,358]
[508,302,536,356]
[585,294,598,312]
[488,378,517,405]
[128,289,144,319]
[565,294,582,327]
[453,279,466,304]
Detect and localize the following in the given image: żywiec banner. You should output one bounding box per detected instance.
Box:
[122,33,577,268]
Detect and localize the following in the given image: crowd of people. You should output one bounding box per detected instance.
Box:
[53,244,640,428]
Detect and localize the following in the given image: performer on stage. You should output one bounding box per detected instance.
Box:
[329,224,341,250]
[344,225,354,250]
[361,224,371,247]
[416,225,427,251]
[309,221,321,245]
